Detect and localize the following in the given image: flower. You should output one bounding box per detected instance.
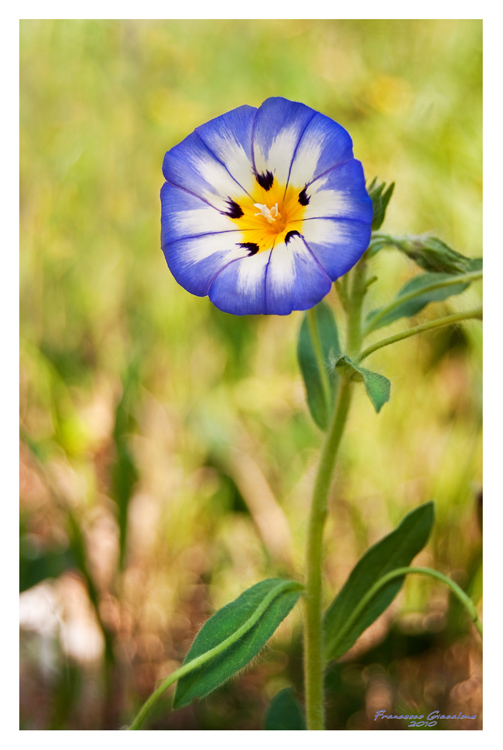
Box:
[161,97,372,315]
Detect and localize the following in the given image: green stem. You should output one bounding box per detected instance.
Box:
[364,270,482,335]
[303,261,368,731]
[346,260,368,357]
[358,307,483,363]
[334,277,349,311]
[128,579,302,730]
[304,376,353,730]
[330,566,482,657]
[308,307,332,419]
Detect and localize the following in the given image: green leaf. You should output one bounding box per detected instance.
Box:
[173,578,303,709]
[324,502,434,661]
[297,302,341,430]
[264,687,306,730]
[336,355,391,413]
[366,271,478,332]
[367,177,395,231]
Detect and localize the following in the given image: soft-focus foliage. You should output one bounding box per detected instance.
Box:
[20,19,482,729]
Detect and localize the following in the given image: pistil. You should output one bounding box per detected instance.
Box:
[254,202,281,224]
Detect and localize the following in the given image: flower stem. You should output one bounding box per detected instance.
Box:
[357,306,483,363]
[303,262,368,730]
[346,260,368,357]
[304,376,353,730]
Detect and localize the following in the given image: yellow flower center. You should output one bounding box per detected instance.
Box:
[231,180,307,253]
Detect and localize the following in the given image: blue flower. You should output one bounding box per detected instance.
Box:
[161,97,372,315]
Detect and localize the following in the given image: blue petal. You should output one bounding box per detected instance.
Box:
[208,250,272,315]
[163,230,250,298]
[195,105,256,195]
[208,237,333,316]
[300,159,373,223]
[163,107,257,212]
[264,235,332,315]
[161,182,237,246]
[290,159,372,280]
[252,97,317,188]
[300,219,372,280]
[288,111,354,188]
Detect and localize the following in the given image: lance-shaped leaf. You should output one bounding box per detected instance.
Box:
[173,578,303,709]
[324,502,434,661]
[297,302,341,430]
[336,355,390,413]
[264,687,306,730]
[366,270,480,333]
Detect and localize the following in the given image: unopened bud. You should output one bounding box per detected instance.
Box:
[396,235,479,274]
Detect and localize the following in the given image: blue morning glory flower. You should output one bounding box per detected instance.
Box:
[161,97,372,315]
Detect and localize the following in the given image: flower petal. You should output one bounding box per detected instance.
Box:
[287,111,355,188]
[163,108,257,212]
[300,219,372,280]
[163,231,250,298]
[195,105,257,195]
[209,249,272,315]
[252,98,316,189]
[288,159,372,280]
[299,159,373,223]
[264,235,332,315]
[161,183,237,246]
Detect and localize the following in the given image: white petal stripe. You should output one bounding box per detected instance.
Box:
[169,207,236,240]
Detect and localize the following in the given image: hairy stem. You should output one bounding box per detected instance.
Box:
[358,307,483,363]
[346,260,368,357]
[304,377,353,730]
[364,270,482,335]
[303,261,368,730]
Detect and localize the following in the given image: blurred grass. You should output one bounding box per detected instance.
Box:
[20,20,482,730]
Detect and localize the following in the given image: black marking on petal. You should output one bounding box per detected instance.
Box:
[239,242,260,256]
[256,170,274,191]
[298,187,310,206]
[285,230,301,245]
[225,199,244,219]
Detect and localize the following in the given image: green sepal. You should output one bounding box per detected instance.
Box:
[297,302,341,430]
[366,271,477,332]
[264,687,306,730]
[336,355,390,413]
[367,177,395,231]
[324,502,435,661]
[173,578,303,709]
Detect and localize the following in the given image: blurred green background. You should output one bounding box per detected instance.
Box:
[20,19,482,730]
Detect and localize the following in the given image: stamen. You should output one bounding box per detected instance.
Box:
[254,202,281,224]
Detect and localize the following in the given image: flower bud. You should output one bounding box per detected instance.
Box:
[395,235,477,274]
[367,177,395,230]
